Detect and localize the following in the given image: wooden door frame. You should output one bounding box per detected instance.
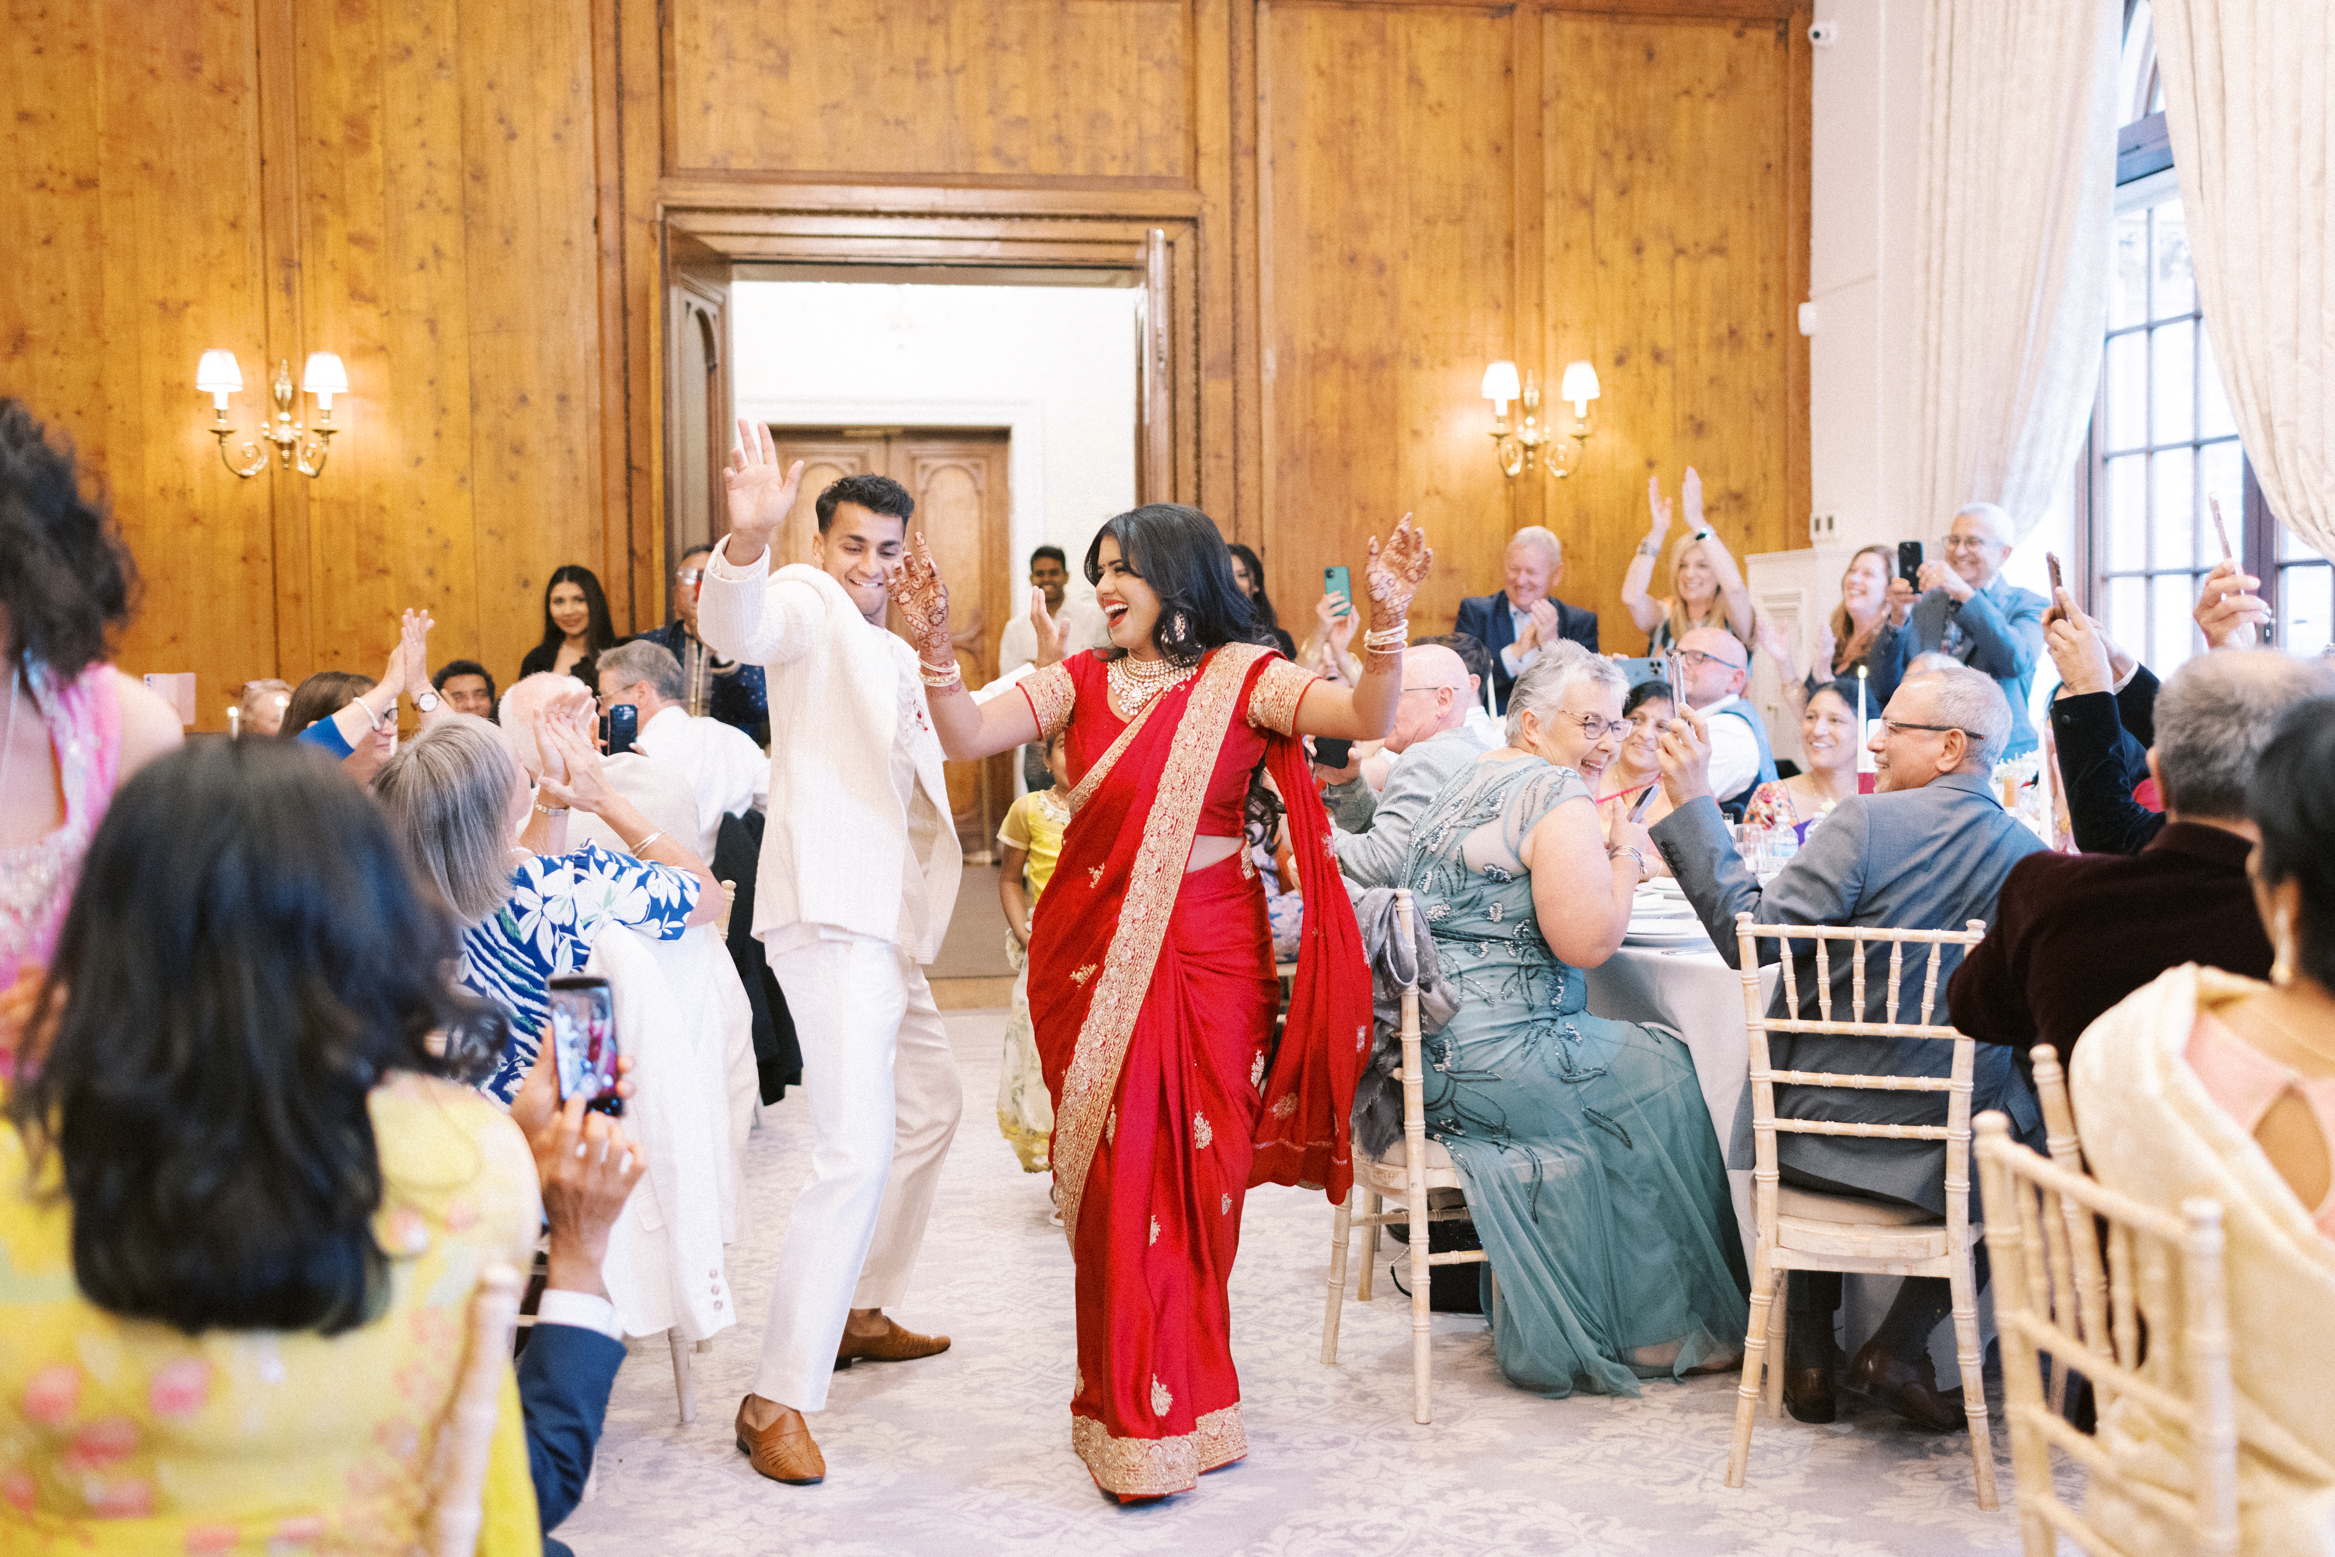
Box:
[639,190,1205,622]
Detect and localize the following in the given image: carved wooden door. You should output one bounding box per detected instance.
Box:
[767,427,1012,858]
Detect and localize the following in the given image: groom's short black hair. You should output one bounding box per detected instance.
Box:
[815,473,914,535]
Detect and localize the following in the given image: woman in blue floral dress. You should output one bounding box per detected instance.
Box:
[374,713,720,1104]
[1397,647,1746,1396]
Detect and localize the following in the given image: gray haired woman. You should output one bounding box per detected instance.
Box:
[1389,645,1748,1397]
[373,713,720,1105]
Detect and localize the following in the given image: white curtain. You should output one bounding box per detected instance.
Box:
[2154,0,2335,562]
[1910,0,2122,542]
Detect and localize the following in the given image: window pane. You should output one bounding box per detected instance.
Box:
[2151,572,2198,673]
[2151,201,2194,318]
[2280,561,2333,658]
[2199,440,2244,560]
[2106,332,2147,451]
[2105,575,2147,656]
[2280,520,2322,562]
[2111,208,2150,329]
[2106,454,2148,570]
[2198,327,2238,439]
[2151,446,2195,571]
[2151,318,2195,444]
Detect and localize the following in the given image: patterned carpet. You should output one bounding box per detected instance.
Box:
[560,1010,2032,1556]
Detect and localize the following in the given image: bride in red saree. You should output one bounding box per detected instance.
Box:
[904,504,1430,1498]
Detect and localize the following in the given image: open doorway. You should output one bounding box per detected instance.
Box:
[731,277,1141,857]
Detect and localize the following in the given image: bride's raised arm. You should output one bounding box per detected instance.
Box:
[894,534,1044,761]
[1291,515,1433,741]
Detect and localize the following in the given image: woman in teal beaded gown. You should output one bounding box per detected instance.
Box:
[1397,645,1747,1396]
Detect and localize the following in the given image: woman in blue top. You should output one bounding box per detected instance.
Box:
[374,711,721,1104]
[1395,649,1747,1396]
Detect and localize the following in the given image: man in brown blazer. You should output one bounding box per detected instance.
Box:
[1950,648,2334,1070]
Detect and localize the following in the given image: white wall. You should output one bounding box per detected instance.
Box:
[729,280,1140,605]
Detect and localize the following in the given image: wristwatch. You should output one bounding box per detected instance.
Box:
[413,690,441,713]
[1637,538,1662,558]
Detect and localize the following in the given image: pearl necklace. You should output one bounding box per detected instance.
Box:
[1108,652,1197,716]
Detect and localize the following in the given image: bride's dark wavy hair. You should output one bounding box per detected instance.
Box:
[1084,503,1286,842]
[1082,504,1268,663]
[8,738,508,1337]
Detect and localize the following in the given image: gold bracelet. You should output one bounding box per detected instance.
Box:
[533,802,568,817]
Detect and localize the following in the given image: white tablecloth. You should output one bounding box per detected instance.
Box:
[1583,946,1773,1272]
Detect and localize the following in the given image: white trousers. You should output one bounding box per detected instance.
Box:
[753,933,963,1411]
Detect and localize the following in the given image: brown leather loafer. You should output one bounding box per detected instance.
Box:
[1782,1365,1837,1424]
[834,1318,951,1366]
[1847,1339,1966,1432]
[735,1398,825,1484]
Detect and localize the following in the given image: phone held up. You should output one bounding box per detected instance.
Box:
[1897,540,1925,588]
[1323,565,1353,617]
[599,701,638,757]
[547,974,623,1117]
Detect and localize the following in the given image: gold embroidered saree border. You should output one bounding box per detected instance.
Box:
[1071,1404,1248,1495]
[1051,643,1268,1248]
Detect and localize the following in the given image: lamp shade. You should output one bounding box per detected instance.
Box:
[1559,360,1601,410]
[301,352,349,396]
[196,349,243,396]
[1480,360,1522,404]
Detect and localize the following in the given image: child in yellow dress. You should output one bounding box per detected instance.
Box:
[995,730,1071,1174]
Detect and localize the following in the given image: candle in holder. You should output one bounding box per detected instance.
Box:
[227,706,241,739]
[1856,665,1877,789]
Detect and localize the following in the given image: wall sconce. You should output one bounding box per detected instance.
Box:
[197,350,346,478]
[1482,359,1600,479]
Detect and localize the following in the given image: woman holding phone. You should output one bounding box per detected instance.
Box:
[372,714,720,1106]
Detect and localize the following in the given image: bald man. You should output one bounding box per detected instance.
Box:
[1873,502,2046,757]
[1674,626,1778,821]
[1332,644,1491,888]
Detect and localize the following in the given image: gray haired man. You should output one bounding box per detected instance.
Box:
[598,638,770,865]
[1634,665,2048,1432]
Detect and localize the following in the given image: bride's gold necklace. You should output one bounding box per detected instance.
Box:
[1108,652,1197,717]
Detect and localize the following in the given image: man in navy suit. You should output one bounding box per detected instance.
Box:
[511,1056,646,1556]
[1453,526,1599,712]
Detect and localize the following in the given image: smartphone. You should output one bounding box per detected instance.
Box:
[598,701,638,756]
[1626,782,1659,823]
[1663,650,1686,709]
[2210,495,2234,560]
[547,975,623,1117]
[2046,552,2064,594]
[1312,735,1354,770]
[1897,540,1925,588]
[1323,565,1353,616]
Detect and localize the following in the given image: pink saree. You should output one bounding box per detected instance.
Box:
[1020,643,1368,1496]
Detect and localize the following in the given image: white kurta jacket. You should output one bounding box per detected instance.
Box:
[696,544,962,963]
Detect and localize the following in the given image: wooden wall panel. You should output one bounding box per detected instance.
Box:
[1542,9,1810,653]
[667,0,1197,183]
[1259,1,1521,639]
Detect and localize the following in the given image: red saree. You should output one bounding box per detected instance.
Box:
[1018,643,1368,1496]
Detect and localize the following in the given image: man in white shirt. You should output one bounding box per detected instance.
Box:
[696,426,964,1489]
[1674,625,1778,820]
[594,638,768,864]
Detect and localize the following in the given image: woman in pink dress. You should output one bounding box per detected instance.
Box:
[1,401,183,1065]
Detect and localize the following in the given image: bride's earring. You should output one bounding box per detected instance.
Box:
[1172,611,1188,640]
[2272,906,2298,988]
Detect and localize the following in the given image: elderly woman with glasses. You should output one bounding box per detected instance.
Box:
[1385,644,1748,1399]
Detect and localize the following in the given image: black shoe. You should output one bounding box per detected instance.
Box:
[1846,1338,1966,1432]
[1782,1365,1836,1424]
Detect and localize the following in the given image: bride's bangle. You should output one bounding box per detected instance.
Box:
[1362,620,1408,653]
[919,655,963,689]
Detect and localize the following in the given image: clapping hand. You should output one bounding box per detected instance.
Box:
[1363,513,1432,625]
[1655,704,1716,806]
[536,715,614,814]
[1646,476,1674,544]
[722,420,806,563]
[890,533,954,664]
[1517,598,1561,653]
[1680,466,1706,531]
[2194,558,2272,649]
[1028,586,1064,668]
[1752,617,1796,680]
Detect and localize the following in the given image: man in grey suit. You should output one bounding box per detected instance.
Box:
[1872,502,2047,757]
[1638,664,2047,1431]
[1333,644,1489,887]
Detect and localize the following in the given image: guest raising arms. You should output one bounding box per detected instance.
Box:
[1620,468,1757,654]
[904,500,1427,1500]
[1743,682,1862,836]
[519,565,621,690]
[0,399,183,1018]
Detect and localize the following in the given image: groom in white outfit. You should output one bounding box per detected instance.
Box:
[697,421,964,1485]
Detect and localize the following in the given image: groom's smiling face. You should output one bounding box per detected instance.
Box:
[814,504,909,623]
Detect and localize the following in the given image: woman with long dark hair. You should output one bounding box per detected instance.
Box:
[519,564,620,688]
[1225,542,1295,658]
[898,497,1429,1499]
[0,738,542,1548]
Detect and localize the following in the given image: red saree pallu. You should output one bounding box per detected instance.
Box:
[1022,643,1368,1496]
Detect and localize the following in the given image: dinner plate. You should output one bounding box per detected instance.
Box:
[1624,920,1710,947]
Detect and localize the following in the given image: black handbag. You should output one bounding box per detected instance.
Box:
[1385,1216,1486,1315]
